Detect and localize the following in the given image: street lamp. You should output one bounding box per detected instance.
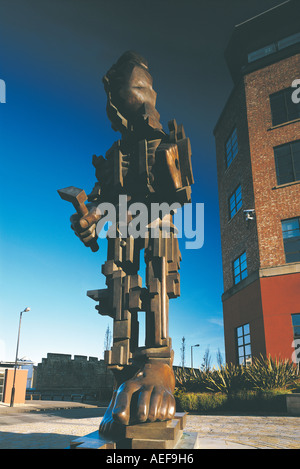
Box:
[10,307,30,407]
[191,344,200,369]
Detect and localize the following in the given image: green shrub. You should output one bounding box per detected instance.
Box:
[174,388,289,414]
[195,392,228,412]
[227,388,288,412]
[174,390,227,413]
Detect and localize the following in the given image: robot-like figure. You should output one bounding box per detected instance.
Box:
[61,51,193,437]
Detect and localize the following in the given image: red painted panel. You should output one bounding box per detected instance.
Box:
[260,273,300,362]
[223,279,266,364]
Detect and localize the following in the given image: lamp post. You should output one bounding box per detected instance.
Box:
[10,307,30,407]
[191,344,200,369]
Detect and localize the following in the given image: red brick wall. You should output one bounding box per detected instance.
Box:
[215,53,300,292]
[244,53,300,268]
[215,52,300,364]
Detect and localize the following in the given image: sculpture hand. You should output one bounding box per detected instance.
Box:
[70,204,101,247]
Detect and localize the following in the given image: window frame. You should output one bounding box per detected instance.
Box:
[236,323,252,366]
[281,217,300,263]
[270,87,300,126]
[274,140,300,186]
[233,251,248,285]
[225,127,238,169]
[292,313,300,340]
[228,184,242,220]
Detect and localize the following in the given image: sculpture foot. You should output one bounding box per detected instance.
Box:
[99,361,175,438]
[99,390,126,438]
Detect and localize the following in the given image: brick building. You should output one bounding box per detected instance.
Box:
[214,0,300,365]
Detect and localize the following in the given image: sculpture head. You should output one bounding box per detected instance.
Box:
[103,51,164,137]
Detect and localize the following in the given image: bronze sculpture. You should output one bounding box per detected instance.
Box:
[59,51,193,438]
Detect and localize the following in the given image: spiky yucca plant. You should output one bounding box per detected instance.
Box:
[174,355,300,395]
[174,367,205,392]
[245,355,299,391]
[203,363,246,395]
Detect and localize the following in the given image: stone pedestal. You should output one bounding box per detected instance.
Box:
[70,412,199,449]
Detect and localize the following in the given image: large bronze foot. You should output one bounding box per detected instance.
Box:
[99,361,175,437]
[99,390,126,438]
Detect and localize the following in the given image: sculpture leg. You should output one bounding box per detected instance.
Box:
[99,234,144,434]
[98,218,181,435]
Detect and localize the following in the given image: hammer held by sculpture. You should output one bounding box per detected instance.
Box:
[58,51,193,439]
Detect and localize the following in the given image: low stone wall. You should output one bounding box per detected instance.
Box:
[286,394,300,416]
[33,353,114,401]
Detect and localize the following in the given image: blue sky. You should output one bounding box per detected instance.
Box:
[0,0,284,368]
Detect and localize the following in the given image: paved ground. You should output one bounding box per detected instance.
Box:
[0,401,299,449]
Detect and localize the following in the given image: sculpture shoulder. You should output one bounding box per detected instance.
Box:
[90,141,128,198]
[148,121,194,204]
[166,119,194,186]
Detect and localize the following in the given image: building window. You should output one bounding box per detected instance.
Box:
[281,217,300,263]
[274,140,300,185]
[278,32,300,50]
[236,323,252,365]
[292,314,300,364]
[248,43,276,63]
[233,251,248,285]
[225,127,238,168]
[270,88,300,126]
[248,32,300,63]
[229,185,242,219]
[292,314,300,340]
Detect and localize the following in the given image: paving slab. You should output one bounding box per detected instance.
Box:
[0,400,100,413]
[186,414,300,449]
[0,402,299,449]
